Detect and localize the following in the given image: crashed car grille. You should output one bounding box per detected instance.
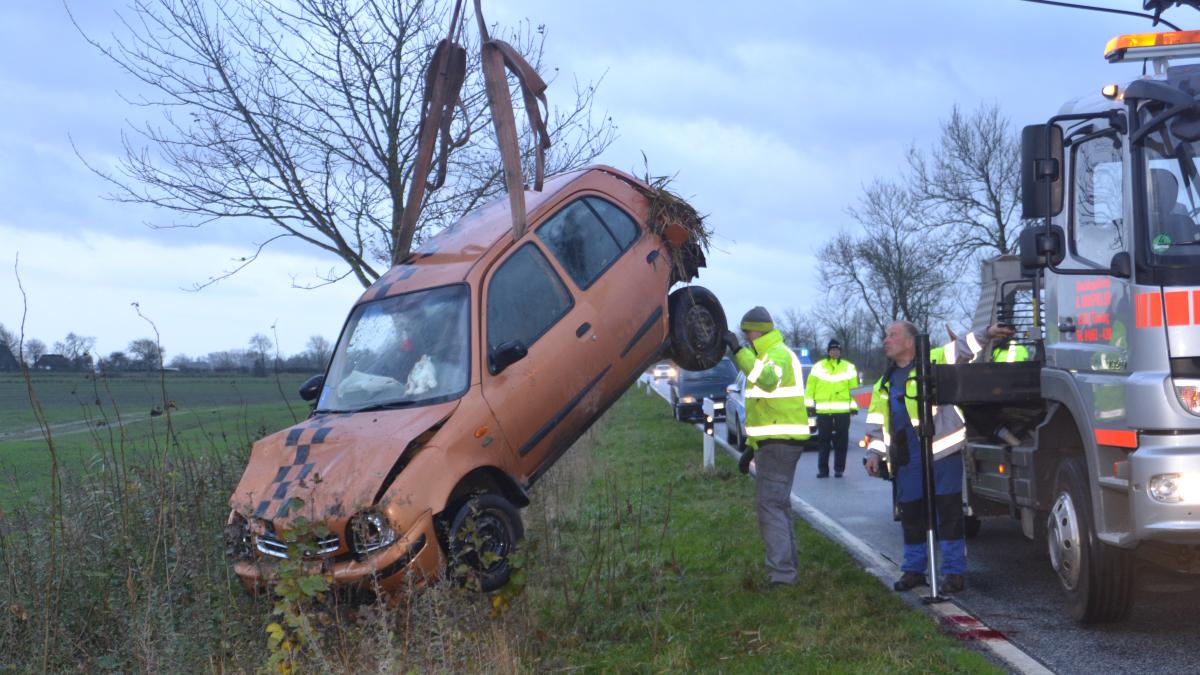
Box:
[255,531,340,559]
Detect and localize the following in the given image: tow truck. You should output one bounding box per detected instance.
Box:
[943,29,1200,623]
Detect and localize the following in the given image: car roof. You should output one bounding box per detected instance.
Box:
[353,165,649,306]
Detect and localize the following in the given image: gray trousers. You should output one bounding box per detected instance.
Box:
[754,441,804,584]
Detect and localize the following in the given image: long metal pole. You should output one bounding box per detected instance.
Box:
[914,334,945,602]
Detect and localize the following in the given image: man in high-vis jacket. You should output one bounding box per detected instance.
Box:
[863,320,1012,594]
[723,306,814,586]
[807,339,859,478]
[991,338,1029,363]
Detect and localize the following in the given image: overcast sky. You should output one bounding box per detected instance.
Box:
[0,0,1188,361]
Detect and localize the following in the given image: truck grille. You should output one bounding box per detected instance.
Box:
[256,531,340,559]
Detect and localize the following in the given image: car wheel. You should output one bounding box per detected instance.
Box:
[447,494,524,592]
[666,286,727,372]
[1047,457,1134,622]
[726,414,736,444]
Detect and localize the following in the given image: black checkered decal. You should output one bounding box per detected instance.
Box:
[253,416,346,520]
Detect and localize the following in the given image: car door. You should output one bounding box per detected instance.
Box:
[480,241,602,480]
[535,195,659,401]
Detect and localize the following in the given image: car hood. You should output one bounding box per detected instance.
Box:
[229,400,458,523]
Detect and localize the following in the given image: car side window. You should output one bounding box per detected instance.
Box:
[487,244,573,352]
[1071,133,1125,267]
[536,200,624,289]
[585,197,640,249]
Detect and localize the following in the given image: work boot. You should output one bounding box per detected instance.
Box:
[834,472,844,478]
[893,572,927,592]
[816,471,829,478]
[942,574,966,594]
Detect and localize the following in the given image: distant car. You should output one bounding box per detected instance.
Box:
[671,357,738,422]
[225,165,728,598]
[725,347,813,450]
[652,362,677,380]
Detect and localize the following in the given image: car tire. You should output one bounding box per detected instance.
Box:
[446,494,524,592]
[1047,456,1134,622]
[666,286,727,372]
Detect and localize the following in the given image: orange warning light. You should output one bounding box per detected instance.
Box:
[1105,30,1200,62]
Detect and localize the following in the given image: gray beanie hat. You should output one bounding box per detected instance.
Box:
[740,306,774,332]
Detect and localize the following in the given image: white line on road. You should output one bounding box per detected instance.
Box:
[640,376,1053,674]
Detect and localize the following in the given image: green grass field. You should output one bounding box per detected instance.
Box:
[0,371,312,502]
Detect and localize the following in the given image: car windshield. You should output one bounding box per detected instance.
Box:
[1144,144,1200,261]
[681,358,737,382]
[318,285,470,412]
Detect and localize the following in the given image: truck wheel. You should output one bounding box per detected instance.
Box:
[1047,457,1134,622]
[667,286,727,372]
[964,515,982,539]
[447,494,524,592]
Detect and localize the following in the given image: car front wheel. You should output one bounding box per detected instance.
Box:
[447,494,524,592]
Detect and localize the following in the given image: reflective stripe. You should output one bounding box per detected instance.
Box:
[805,397,815,406]
[747,384,806,399]
[748,360,765,382]
[815,401,854,412]
[746,423,812,436]
[945,341,957,364]
[932,427,967,455]
[815,370,858,383]
[966,331,983,355]
[865,413,885,424]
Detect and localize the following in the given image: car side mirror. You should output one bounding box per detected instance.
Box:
[489,340,528,375]
[1109,251,1132,279]
[299,374,325,402]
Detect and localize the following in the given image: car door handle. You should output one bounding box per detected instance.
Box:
[576,322,591,338]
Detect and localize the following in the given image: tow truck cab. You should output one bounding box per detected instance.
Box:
[945,30,1200,623]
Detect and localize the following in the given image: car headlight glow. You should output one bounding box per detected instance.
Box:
[348,510,397,559]
[680,395,696,404]
[1175,379,1200,417]
[1148,473,1200,504]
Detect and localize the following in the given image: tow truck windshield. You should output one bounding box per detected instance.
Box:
[317,284,470,413]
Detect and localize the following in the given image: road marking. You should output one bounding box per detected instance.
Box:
[642,378,1054,675]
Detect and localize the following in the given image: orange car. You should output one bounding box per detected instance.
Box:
[226,166,724,596]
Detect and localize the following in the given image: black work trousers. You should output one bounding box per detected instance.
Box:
[816,413,851,475]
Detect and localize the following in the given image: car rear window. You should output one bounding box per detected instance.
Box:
[487,244,573,352]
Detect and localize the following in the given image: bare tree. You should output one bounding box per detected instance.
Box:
[0,323,17,356]
[54,332,97,368]
[777,308,821,354]
[907,103,1028,262]
[128,338,165,370]
[306,334,332,368]
[24,338,47,365]
[74,0,614,289]
[819,180,960,338]
[812,300,886,380]
[103,351,131,372]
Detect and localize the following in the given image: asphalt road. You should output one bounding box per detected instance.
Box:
[646,375,1200,675]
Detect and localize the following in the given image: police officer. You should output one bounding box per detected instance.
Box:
[807,339,858,478]
[723,307,814,586]
[863,320,1012,593]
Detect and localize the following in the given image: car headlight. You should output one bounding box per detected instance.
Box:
[1175,379,1200,416]
[224,511,254,561]
[680,395,696,404]
[348,510,397,559]
[1148,473,1200,504]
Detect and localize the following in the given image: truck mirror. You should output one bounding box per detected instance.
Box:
[299,374,325,402]
[1019,225,1066,273]
[489,340,528,375]
[1109,251,1132,279]
[1021,124,1064,219]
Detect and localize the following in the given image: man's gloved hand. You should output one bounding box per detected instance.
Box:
[723,330,741,355]
[851,408,859,416]
[738,448,755,474]
[807,407,816,418]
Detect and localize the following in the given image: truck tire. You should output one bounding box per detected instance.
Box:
[1047,457,1134,623]
[667,286,727,372]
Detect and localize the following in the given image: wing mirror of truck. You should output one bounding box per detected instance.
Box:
[1018,225,1066,274]
[299,374,325,402]
[1020,124,1064,219]
[1109,251,1132,279]
[489,340,529,375]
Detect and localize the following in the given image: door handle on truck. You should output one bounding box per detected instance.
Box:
[1058,317,1076,333]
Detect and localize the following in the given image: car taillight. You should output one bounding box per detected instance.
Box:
[1175,379,1200,416]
